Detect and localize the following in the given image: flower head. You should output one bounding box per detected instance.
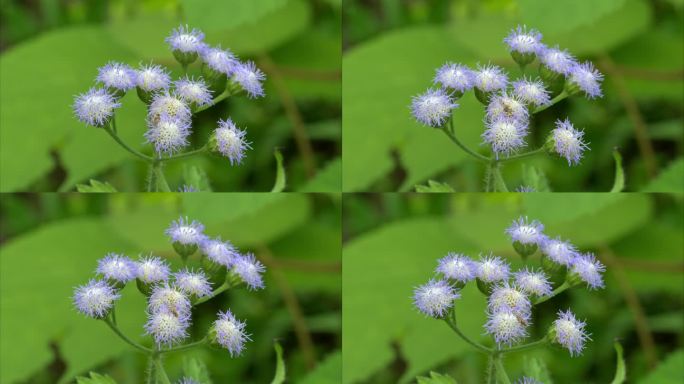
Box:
[473,64,508,92]
[148,91,191,122]
[570,253,605,290]
[568,61,604,99]
[200,45,237,74]
[144,310,190,347]
[200,236,239,267]
[144,114,191,155]
[488,283,531,317]
[513,77,551,107]
[484,309,528,347]
[166,217,205,245]
[476,255,510,283]
[213,118,251,165]
[482,118,528,158]
[96,62,136,91]
[73,88,121,127]
[148,283,192,316]
[73,279,120,318]
[213,310,250,357]
[506,216,545,245]
[233,253,266,290]
[174,77,213,106]
[486,92,529,124]
[552,309,590,356]
[136,64,171,92]
[503,25,543,54]
[514,268,552,297]
[413,279,460,318]
[410,88,458,127]
[539,46,576,75]
[166,25,205,53]
[434,63,474,93]
[541,236,578,266]
[174,268,212,297]
[436,253,477,283]
[136,255,170,284]
[550,118,589,166]
[233,61,266,98]
[96,253,137,283]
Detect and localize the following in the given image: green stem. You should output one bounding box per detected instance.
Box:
[532,90,568,114]
[442,123,490,163]
[111,114,118,134]
[486,354,495,384]
[104,125,154,162]
[493,354,512,384]
[444,310,492,353]
[491,163,509,192]
[145,356,154,384]
[158,145,208,162]
[103,316,152,353]
[498,147,545,162]
[534,281,571,305]
[193,281,231,306]
[159,337,208,354]
[484,162,493,192]
[152,354,172,384]
[499,338,548,354]
[194,89,231,113]
[149,162,171,192]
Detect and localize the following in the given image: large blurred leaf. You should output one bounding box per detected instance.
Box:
[637,349,684,384]
[518,0,626,35]
[299,351,341,384]
[181,0,288,31]
[300,158,341,192]
[641,158,684,193]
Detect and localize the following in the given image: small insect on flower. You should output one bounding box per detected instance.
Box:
[97,62,137,91]
[174,269,212,298]
[166,25,205,54]
[144,310,190,347]
[512,77,551,107]
[212,310,251,357]
[541,236,579,266]
[484,308,529,347]
[410,88,458,128]
[570,253,606,290]
[233,253,266,290]
[482,118,528,158]
[148,92,192,123]
[212,118,252,165]
[144,114,191,156]
[233,61,266,98]
[486,92,529,124]
[473,64,508,93]
[136,255,170,284]
[552,309,591,357]
[413,279,460,318]
[538,45,576,75]
[567,61,604,99]
[166,217,205,246]
[136,64,171,92]
[488,283,532,318]
[73,279,120,318]
[436,253,477,283]
[434,63,474,93]
[506,216,545,245]
[200,236,239,267]
[200,45,238,75]
[73,88,121,127]
[148,283,192,317]
[514,268,553,297]
[96,253,137,283]
[476,254,511,283]
[174,77,213,106]
[549,118,589,166]
[503,25,543,54]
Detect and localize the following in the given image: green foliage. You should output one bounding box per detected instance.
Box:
[182,165,212,192]
[75,372,118,384]
[523,357,553,383]
[299,351,342,384]
[518,0,626,35]
[416,371,458,384]
[271,341,287,384]
[182,357,212,384]
[638,350,684,384]
[300,158,342,192]
[611,342,626,384]
[271,149,287,192]
[180,0,288,31]
[76,180,118,193]
[521,165,550,192]
[641,158,684,193]
[415,180,456,193]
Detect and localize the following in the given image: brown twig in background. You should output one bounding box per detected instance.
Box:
[258,54,317,178]
[258,245,317,370]
[599,246,658,369]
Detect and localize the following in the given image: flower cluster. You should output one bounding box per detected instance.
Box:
[412,215,605,357]
[410,24,601,166]
[72,216,266,356]
[72,24,265,165]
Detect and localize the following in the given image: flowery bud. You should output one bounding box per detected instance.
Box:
[540,236,579,267]
[410,88,458,127]
[174,76,213,107]
[96,253,137,283]
[485,92,529,124]
[96,62,137,92]
[232,61,266,99]
[503,25,543,66]
[538,46,576,77]
[549,310,590,356]
[148,91,192,123]
[413,279,460,318]
[568,253,606,290]
[144,310,190,347]
[434,62,474,94]
[136,255,170,284]
[210,310,251,357]
[513,268,553,297]
[233,253,266,290]
[484,308,529,347]
[473,64,508,104]
[166,25,205,65]
[506,216,545,257]
[73,279,120,318]
[512,77,551,107]
[166,217,205,258]
[488,283,532,318]
[566,61,604,99]
[136,64,171,93]
[148,283,192,317]
[476,254,510,284]
[200,236,239,267]
[200,45,238,75]
[173,268,212,298]
[436,253,477,284]
[209,118,252,165]
[546,118,589,166]
[482,118,528,159]
[73,88,121,127]
[144,114,191,156]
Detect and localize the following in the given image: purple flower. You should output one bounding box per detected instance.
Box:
[213,118,251,165]
[233,253,266,290]
[516,377,543,384]
[568,61,604,99]
[73,279,120,318]
[506,216,545,245]
[541,236,579,266]
[476,255,510,283]
[200,45,237,74]
[166,217,205,246]
[166,25,205,53]
[136,255,170,284]
[484,308,529,347]
[413,279,460,318]
[136,64,171,92]
[514,268,552,297]
[213,310,251,357]
[174,268,212,298]
[96,62,137,91]
[473,64,508,93]
[200,236,239,267]
[144,310,190,347]
[410,88,458,127]
[513,77,551,107]
[96,253,137,283]
[488,283,532,318]
[482,118,528,158]
[486,92,529,124]
[503,25,543,54]
[73,88,121,127]
[174,76,213,106]
[434,63,474,93]
[144,114,191,155]
[516,186,536,192]
[552,309,590,356]
[550,118,589,166]
[233,61,266,98]
[436,253,477,283]
[148,283,192,316]
[539,45,576,75]
[148,91,191,123]
[570,253,605,290]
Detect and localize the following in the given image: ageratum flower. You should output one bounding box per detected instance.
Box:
[166,217,205,246]
[213,310,251,357]
[174,77,213,106]
[552,309,590,356]
[213,118,251,165]
[503,25,543,54]
[473,64,508,93]
[96,253,137,283]
[144,114,191,155]
[73,88,121,127]
[144,310,190,347]
[538,45,576,75]
[436,253,477,283]
[200,236,239,267]
[136,255,170,284]
[413,279,460,318]
[136,64,171,92]
[506,216,545,245]
[234,253,266,290]
[200,45,237,74]
[148,92,191,124]
[488,283,532,318]
[410,88,458,127]
[486,92,529,124]
[73,279,120,318]
[482,118,528,158]
[514,268,553,297]
[570,253,606,290]
[174,268,212,298]
[567,61,604,99]
[166,25,205,54]
[148,283,192,316]
[233,61,266,98]
[512,77,551,107]
[484,308,529,347]
[434,63,474,93]
[476,255,510,283]
[550,118,589,166]
[97,62,137,91]
[541,236,579,266]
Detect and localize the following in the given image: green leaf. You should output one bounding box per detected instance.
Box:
[611,342,627,384]
[180,0,288,31]
[271,341,286,384]
[518,0,626,35]
[299,158,341,192]
[271,149,287,192]
[182,165,212,192]
[76,179,118,193]
[299,351,341,384]
[637,349,684,384]
[416,371,458,384]
[641,157,684,193]
[523,356,553,384]
[415,180,455,193]
[75,372,118,384]
[182,357,213,384]
[610,149,625,192]
[521,165,550,192]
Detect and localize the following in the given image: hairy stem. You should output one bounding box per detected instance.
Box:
[499,337,548,354]
[442,121,490,163]
[491,163,509,192]
[532,90,568,114]
[498,147,546,163]
[158,145,208,162]
[194,88,231,113]
[193,281,232,306]
[534,281,571,305]
[159,337,208,354]
[104,125,154,162]
[103,316,152,353]
[152,354,172,384]
[493,354,512,384]
[486,354,495,384]
[149,162,171,192]
[444,310,492,353]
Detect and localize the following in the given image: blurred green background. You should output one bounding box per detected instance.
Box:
[342,0,683,192]
[342,193,684,383]
[0,193,341,383]
[0,0,341,192]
